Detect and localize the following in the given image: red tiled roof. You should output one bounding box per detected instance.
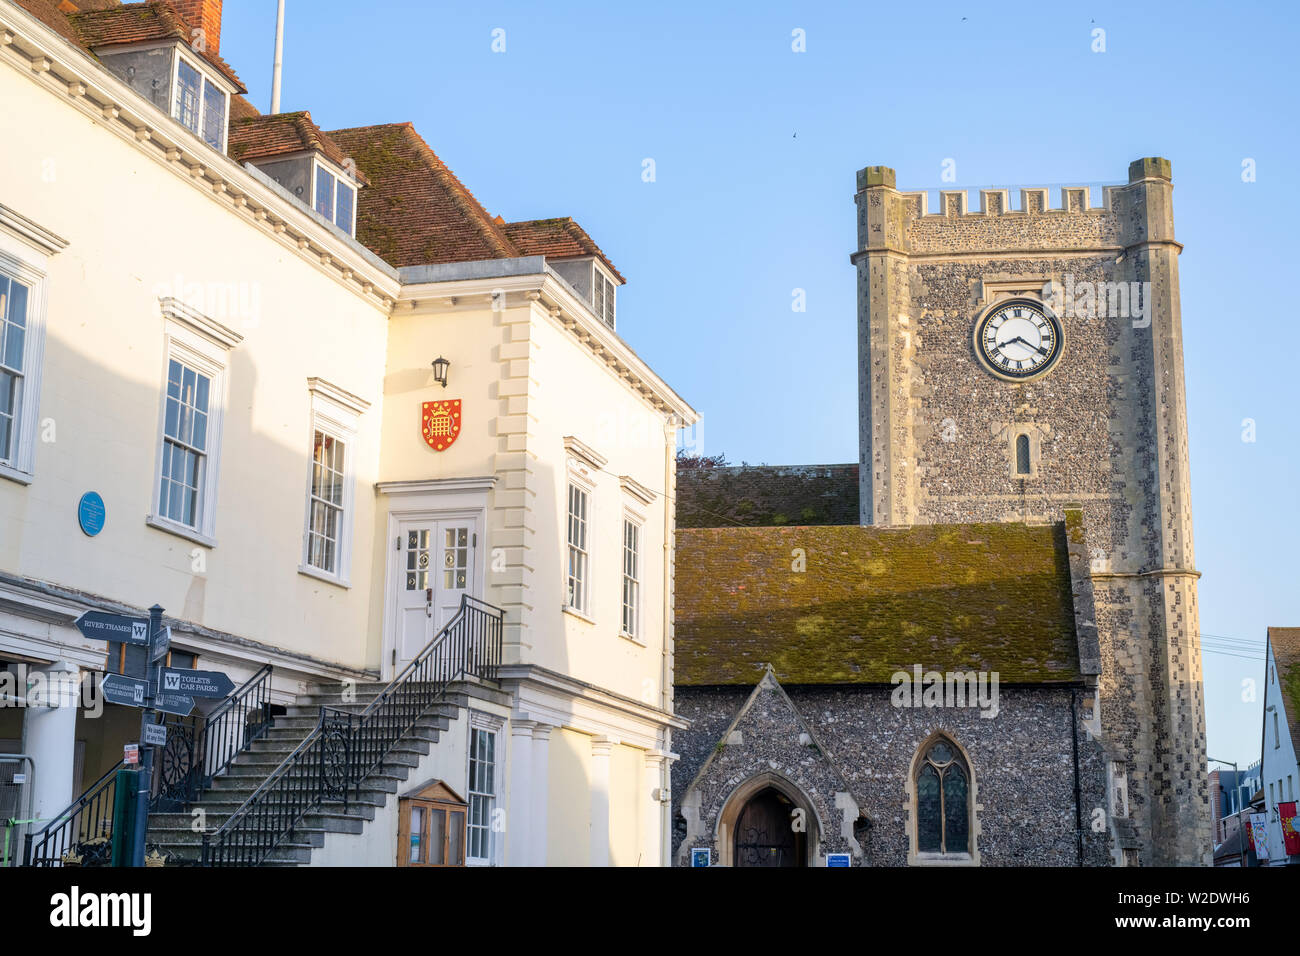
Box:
[327,123,519,268]
[14,0,82,41]
[229,93,259,122]
[68,1,246,93]
[504,217,624,283]
[228,111,367,185]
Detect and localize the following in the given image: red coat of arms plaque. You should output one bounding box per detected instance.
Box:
[421,399,462,452]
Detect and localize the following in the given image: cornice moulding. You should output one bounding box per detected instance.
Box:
[0,3,400,308]
[307,377,371,415]
[159,296,243,350]
[0,202,69,255]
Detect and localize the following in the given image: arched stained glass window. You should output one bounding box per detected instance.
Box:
[1015,433,1031,475]
[915,737,971,855]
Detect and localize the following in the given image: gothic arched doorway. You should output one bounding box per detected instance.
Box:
[732,786,808,867]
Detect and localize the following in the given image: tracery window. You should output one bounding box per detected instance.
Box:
[915,737,970,856]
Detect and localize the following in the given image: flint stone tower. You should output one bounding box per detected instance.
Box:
[852,158,1210,865]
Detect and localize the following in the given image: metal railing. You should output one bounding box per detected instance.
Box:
[152,664,274,810]
[23,663,275,866]
[201,595,503,866]
[23,762,124,867]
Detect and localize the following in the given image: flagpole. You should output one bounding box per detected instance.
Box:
[270,0,285,114]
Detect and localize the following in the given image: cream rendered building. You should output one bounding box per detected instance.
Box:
[0,0,695,866]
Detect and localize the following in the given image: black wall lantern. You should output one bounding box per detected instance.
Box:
[431,355,451,388]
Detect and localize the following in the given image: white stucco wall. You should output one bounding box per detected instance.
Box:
[0,59,391,673]
[1261,640,1299,864]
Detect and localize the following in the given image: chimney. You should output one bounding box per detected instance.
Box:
[174,0,223,57]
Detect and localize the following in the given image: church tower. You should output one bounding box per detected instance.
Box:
[852,158,1210,865]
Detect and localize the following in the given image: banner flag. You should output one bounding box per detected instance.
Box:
[1251,812,1270,861]
[1280,802,1300,857]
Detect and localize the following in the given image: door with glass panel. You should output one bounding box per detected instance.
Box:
[393,517,477,675]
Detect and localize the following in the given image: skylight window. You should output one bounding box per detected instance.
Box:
[173,54,227,151]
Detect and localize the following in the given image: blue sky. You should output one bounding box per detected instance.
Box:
[220,0,1298,769]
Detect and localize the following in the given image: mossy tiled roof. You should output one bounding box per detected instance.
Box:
[1268,628,1300,758]
[68,2,246,92]
[675,523,1081,685]
[228,111,365,183]
[676,463,859,529]
[503,217,624,283]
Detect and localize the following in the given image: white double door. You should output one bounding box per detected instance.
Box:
[389,515,479,676]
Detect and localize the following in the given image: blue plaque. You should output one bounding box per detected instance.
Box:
[78,492,106,537]
[826,853,851,867]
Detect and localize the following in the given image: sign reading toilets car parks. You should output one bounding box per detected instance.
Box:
[75,611,149,646]
[160,667,234,698]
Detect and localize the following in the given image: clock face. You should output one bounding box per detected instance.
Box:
[974,301,1063,380]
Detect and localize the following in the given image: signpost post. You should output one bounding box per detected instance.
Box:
[130,604,164,868]
[80,604,236,865]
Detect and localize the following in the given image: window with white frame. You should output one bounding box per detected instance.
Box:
[305,431,345,573]
[0,219,57,484]
[566,482,590,613]
[592,269,616,329]
[621,517,641,639]
[150,301,238,544]
[467,726,497,864]
[314,162,357,236]
[300,379,366,584]
[173,54,228,151]
[0,273,32,470]
[157,357,213,529]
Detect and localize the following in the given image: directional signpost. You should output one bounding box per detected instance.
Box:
[102,674,149,708]
[153,692,195,717]
[149,625,171,664]
[75,611,149,646]
[160,668,234,699]
[79,603,237,865]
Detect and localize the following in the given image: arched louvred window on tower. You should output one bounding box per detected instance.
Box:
[1015,433,1031,476]
[915,736,971,856]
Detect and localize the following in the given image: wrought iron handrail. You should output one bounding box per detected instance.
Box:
[151,664,274,810]
[201,594,503,866]
[24,761,126,867]
[24,664,275,865]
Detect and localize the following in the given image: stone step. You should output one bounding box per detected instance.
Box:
[206,776,395,807]
[282,702,459,721]
[153,840,315,866]
[144,675,479,867]
[151,802,376,826]
[246,735,432,759]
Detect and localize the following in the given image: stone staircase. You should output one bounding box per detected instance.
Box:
[146,679,483,866]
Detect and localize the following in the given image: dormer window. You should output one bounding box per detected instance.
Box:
[313,162,357,236]
[173,53,228,151]
[593,268,616,330]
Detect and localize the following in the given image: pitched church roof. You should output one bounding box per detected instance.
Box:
[675,522,1082,686]
[1268,627,1300,758]
[676,462,859,528]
